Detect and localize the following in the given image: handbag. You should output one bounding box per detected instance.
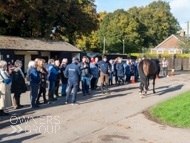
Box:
[0,72,12,84]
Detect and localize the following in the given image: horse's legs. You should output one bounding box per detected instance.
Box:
[153,75,156,93]
[143,77,148,95]
[139,82,143,94]
[147,77,150,90]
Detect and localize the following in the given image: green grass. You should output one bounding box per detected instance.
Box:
[150,90,190,127]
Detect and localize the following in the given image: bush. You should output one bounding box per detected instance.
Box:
[175,54,189,59]
[144,54,158,59]
[159,54,173,58]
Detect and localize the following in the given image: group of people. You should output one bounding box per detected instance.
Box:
[0,55,169,116]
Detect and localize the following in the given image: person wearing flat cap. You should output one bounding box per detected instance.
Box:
[64,57,81,105]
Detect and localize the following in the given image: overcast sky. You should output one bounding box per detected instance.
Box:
[95,0,189,32]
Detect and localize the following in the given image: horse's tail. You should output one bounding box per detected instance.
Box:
[138,60,147,85]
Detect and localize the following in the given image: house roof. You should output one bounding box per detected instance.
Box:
[155,34,184,49]
[0,35,81,52]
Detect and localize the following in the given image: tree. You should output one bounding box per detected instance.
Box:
[0,0,98,43]
[138,1,180,48]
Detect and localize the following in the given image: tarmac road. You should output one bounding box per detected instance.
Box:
[0,71,190,143]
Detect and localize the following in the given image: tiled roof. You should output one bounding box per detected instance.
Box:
[155,34,184,49]
[0,35,81,52]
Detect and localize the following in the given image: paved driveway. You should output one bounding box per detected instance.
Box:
[0,71,190,143]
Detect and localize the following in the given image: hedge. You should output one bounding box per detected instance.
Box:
[131,53,190,59]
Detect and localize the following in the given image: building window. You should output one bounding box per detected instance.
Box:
[158,51,163,54]
[170,51,175,54]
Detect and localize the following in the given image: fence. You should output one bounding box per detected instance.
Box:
[159,58,190,70]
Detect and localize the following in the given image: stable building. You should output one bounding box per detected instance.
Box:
[0,36,82,73]
[151,34,183,54]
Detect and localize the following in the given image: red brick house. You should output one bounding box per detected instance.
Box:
[151,34,183,54]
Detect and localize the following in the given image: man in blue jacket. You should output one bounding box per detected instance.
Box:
[29,61,41,108]
[47,59,60,101]
[97,56,111,94]
[64,57,81,105]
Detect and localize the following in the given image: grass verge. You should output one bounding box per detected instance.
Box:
[149,90,190,127]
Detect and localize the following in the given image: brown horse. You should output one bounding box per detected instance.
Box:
[138,59,159,97]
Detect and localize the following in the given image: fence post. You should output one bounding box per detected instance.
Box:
[172,54,175,70]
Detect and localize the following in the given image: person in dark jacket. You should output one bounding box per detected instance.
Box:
[11,60,27,109]
[134,59,139,82]
[97,56,111,94]
[79,56,92,96]
[54,60,61,98]
[60,58,68,96]
[29,61,41,108]
[130,60,135,76]
[64,57,81,105]
[90,59,99,90]
[47,59,60,101]
[36,59,49,104]
[114,58,118,84]
[116,58,125,85]
[109,60,114,85]
[94,57,99,88]
[125,60,131,83]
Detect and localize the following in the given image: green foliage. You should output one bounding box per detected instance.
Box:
[144,54,158,59]
[150,90,190,127]
[175,54,189,59]
[96,1,179,54]
[159,54,173,58]
[131,53,141,57]
[0,0,98,44]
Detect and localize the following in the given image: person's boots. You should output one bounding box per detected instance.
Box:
[101,84,105,94]
[61,91,66,96]
[55,87,59,98]
[0,110,9,116]
[18,96,24,108]
[105,84,110,94]
[13,97,19,109]
[48,91,56,101]
[53,90,57,100]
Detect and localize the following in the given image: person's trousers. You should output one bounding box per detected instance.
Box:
[162,67,168,76]
[91,78,97,89]
[95,78,99,87]
[30,83,39,106]
[126,74,131,82]
[66,80,78,103]
[37,85,46,101]
[49,80,56,92]
[55,80,60,95]
[100,72,109,84]
[81,76,90,93]
[118,76,124,81]
[109,72,114,85]
[134,70,138,82]
[61,84,67,94]
[14,93,21,97]
[115,74,118,84]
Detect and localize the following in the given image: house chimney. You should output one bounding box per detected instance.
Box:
[180,29,185,36]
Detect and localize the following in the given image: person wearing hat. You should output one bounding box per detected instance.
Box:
[64,57,81,105]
